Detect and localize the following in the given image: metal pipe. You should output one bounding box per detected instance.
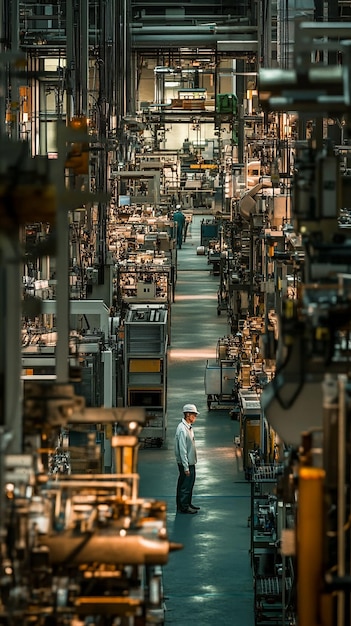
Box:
[0,234,22,452]
[39,79,47,154]
[131,25,257,33]
[0,0,6,136]
[124,0,132,115]
[10,0,20,140]
[264,0,272,68]
[297,466,325,626]
[55,121,70,383]
[80,0,89,115]
[40,533,175,565]
[132,35,258,49]
[297,21,351,38]
[337,375,347,626]
[259,67,343,92]
[66,0,74,120]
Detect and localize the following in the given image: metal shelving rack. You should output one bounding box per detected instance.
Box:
[123,304,168,447]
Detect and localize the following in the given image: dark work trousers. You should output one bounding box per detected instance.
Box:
[177,228,183,248]
[176,464,196,511]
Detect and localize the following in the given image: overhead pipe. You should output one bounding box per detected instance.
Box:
[133,14,252,23]
[131,23,258,48]
[132,35,258,50]
[131,24,257,34]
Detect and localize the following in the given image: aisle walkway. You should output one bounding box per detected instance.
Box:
[139,215,254,625]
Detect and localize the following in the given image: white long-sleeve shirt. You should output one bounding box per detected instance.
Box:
[174,418,197,471]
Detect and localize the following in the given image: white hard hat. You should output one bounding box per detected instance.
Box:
[183,403,199,415]
[176,204,181,209]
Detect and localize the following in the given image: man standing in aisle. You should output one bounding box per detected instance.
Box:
[173,204,186,249]
[174,404,200,514]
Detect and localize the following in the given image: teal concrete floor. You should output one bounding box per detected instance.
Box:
[138,215,255,625]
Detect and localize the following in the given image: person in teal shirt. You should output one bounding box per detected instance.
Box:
[173,205,186,249]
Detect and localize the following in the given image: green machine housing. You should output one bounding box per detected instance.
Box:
[215,93,238,114]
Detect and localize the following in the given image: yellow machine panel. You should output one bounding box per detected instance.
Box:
[129,359,161,373]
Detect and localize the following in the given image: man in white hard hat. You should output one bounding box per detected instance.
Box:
[174,404,200,514]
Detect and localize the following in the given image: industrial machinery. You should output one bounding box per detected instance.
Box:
[216,93,238,116]
[123,305,168,447]
[114,255,174,338]
[2,2,351,624]
[200,217,220,250]
[204,357,239,410]
[0,111,178,624]
[247,20,351,626]
[1,399,181,625]
[239,390,263,478]
[204,336,240,409]
[21,299,118,409]
[250,464,293,626]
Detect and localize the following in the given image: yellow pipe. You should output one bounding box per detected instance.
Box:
[297,466,325,626]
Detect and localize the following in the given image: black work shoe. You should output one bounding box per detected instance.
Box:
[179,507,197,514]
[189,504,200,510]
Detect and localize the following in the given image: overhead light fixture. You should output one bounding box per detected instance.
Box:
[181,68,203,73]
[154,66,175,74]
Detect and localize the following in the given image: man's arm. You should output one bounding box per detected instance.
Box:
[178,429,189,472]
